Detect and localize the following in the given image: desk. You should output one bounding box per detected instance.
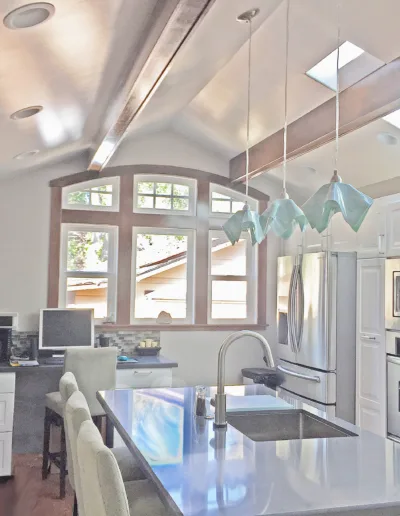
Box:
[1,355,177,455]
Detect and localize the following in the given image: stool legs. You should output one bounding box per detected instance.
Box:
[42,407,67,499]
[59,424,67,499]
[42,407,51,480]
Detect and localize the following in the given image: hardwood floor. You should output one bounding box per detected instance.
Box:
[0,455,73,516]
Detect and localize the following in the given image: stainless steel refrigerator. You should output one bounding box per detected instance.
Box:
[277,251,357,423]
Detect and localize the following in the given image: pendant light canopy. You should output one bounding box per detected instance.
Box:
[260,0,307,240]
[223,8,263,246]
[302,1,373,234]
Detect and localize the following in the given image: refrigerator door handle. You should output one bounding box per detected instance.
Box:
[288,266,296,353]
[296,263,305,353]
[277,365,321,383]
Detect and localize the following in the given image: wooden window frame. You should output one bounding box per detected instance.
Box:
[48,165,269,330]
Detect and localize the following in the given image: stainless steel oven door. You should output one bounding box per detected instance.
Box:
[387,355,400,439]
[385,259,400,330]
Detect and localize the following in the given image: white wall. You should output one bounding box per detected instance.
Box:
[0,155,88,330]
[109,129,230,177]
[0,130,282,386]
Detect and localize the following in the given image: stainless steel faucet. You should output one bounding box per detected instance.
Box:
[214,330,275,428]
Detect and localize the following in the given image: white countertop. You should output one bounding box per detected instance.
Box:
[98,384,400,515]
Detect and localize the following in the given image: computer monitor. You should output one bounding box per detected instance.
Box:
[39,308,94,351]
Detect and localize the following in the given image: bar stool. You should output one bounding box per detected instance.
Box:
[42,348,118,499]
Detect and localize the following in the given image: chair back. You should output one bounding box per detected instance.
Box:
[65,390,92,516]
[59,372,79,490]
[64,348,117,416]
[77,419,130,516]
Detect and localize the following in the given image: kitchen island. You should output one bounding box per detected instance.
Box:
[98,384,400,516]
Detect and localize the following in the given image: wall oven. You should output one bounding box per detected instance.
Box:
[386,259,400,330]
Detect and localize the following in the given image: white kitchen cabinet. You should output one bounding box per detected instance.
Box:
[303,225,326,253]
[116,368,173,389]
[356,200,386,258]
[356,259,386,436]
[0,433,12,477]
[386,199,400,257]
[0,394,14,433]
[331,214,357,252]
[282,226,303,256]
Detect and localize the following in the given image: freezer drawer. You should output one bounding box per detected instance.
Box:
[387,356,400,438]
[277,360,336,405]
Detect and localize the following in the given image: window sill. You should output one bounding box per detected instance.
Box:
[95,324,268,332]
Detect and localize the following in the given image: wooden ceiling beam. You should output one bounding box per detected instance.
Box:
[230,57,400,182]
[87,0,215,173]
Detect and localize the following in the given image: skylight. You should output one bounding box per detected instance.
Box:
[306,41,365,90]
[383,109,400,130]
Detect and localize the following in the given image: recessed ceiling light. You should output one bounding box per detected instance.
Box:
[306,41,365,90]
[383,109,400,130]
[10,105,43,120]
[13,150,39,160]
[377,132,398,146]
[3,3,55,30]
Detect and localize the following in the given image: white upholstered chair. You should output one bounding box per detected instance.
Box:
[77,419,167,516]
[65,389,145,516]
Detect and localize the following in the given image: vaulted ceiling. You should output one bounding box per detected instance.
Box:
[1,0,400,192]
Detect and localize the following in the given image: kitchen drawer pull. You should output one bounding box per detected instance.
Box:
[133,370,153,376]
[277,365,321,383]
[361,335,377,340]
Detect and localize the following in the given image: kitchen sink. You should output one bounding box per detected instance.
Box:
[226,409,357,442]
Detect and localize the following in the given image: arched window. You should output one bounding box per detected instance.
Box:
[49,167,268,328]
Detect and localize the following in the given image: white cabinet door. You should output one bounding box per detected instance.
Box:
[0,373,15,394]
[356,259,386,436]
[0,394,14,433]
[116,368,173,389]
[282,226,303,256]
[331,214,357,252]
[387,200,400,257]
[356,201,386,258]
[0,433,12,476]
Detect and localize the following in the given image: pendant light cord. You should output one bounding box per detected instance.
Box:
[334,0,341,173]
[282,0,290,194]
[245,17,252,198]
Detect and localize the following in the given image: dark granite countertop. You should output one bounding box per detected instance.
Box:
[0,354,177,373]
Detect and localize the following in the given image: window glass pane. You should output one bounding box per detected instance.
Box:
[68,191,90,205]
[135,233,188,319]
[138,195,154,209]
[138,182,154,194]
[67,231,109,272]
[211,281,247,319]
[155,197,172,210]
[66,277,108,319]
[232,201,245,213]
[91,185,112,192]
[173,198,189,211]
[173,184,189,196]
[211,236,246,275]
[212,200,231,213]
[156,183,172,195]
[212,192,230,200]
[91,192,112,207]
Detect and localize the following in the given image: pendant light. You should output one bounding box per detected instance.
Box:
[223,8,264,246]
[301,1,373,233]
[259,0,307,240]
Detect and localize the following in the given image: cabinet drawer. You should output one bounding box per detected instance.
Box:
[0,373,15,394]
[116,368,172,389]
[0,433,12,476]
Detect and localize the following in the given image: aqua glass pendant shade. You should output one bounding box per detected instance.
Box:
[260,197,308,240]
[223,203,264,246]
[302,181,373,234]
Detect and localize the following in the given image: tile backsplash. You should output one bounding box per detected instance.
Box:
[10,330,160,357]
